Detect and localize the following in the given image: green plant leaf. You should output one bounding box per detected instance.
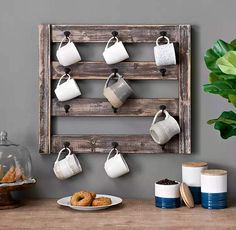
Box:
[217,51,236,75]
[208,111,236,139]
[203,80,236,101]
[208,72,236,82]
[231,39,236,47]
[204,40,235,73]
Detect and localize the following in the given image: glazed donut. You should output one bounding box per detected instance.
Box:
[92,197,112,207]
[70,191,93,206]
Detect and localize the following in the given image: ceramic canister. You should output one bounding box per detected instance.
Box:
[155,182,180,208]
[182,162,208,204]
[201,169,227,209]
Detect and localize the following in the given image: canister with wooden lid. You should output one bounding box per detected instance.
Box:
[201,169,227,209]
[182,162,208,204]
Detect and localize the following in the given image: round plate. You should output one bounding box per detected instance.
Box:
[57,194,123,211]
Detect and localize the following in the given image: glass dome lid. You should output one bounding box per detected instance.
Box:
[0,131,32,184]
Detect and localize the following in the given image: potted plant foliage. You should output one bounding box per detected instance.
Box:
[203,39,236,139]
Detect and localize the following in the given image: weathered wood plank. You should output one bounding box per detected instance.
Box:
[51,134,179,154]
[51,61,178,80]
[178,25,191,154]
[52,98,179,117]
[39,24,51,154]
[51,25,180,43]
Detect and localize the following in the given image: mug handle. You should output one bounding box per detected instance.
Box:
[58,36,71,49]
[106,148,119,162]
[155,36,170,46]
[105,36,119,50]
[55,147,72,163]
[104,72,123,89]
[56,74,71,88]
[152,110,170,125]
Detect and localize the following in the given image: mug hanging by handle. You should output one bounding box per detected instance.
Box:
[56,74,71,88]
[55,147,72,163]
[105,36,119,50]
[58,36,71,49]
[155,36,170,46]
[104,72,123,90]
[152,110,170,125]
[106,148,119,162]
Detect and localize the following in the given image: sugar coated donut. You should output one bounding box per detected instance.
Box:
[92,197,112,207]
[70,191,93,206]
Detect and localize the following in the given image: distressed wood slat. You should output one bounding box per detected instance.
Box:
[51,25,180,43]
[52,98,179,117]
[178,25,191,154]
[51,61,178,80]
[39,24,51,154]
[51,134,179,154]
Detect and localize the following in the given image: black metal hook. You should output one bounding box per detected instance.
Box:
[64,67,71,75]
[111,31,118,37]
[160,144,166,151]
[64,31,71,38]
[64,141,70,148]
[64,104,70,113]
[112,68,118,77]
[160,105,166,116]
[112,106,118,113]
[112,142,118,149]
[160,31,167,37]
[160,68,166,76]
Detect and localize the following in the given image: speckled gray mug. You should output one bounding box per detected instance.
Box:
[103,73,134,108]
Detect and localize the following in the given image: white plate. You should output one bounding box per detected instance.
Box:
[57,194,123,211]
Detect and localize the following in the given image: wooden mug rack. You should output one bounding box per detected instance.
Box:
[39,24,191,154]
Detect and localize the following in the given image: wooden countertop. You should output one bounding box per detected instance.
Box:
[1,199,236,229]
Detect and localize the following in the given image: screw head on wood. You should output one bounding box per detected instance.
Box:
[111,31,118,37]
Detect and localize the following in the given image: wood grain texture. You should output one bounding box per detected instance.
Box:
[39,24,51,154]
[178,25,191,154]
[1,199,236,229]
[51,134,179,154]
[51,61,178,80]
[51,25,180,43]
[52,98,179,117]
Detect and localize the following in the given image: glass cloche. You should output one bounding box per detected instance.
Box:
[0,131,32,184]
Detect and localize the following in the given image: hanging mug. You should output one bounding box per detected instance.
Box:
[104,148,129,178]
[103,73,134,108]
[53,147,82,180]
[103,36,129,65]
[54,73,81,102]
[150,110,180,145]
[154,36,176,66]
[56,36,81,66]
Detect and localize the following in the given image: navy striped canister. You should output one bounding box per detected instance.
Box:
[201,169,227,209]
[155,181,180,209]
[182,162,208,204]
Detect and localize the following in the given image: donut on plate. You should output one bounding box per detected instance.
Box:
[92,197,112,207]
[70,191,93,206]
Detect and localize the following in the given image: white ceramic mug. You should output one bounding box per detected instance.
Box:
[154,36,176,66]
[56,37,81,66]
[103,36,129,64]
[104,148,129,178]
[54,73,81,102]
[150,110,180,144]
[53,147,82,180]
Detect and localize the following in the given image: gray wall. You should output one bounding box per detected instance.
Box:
[0,0,236,200]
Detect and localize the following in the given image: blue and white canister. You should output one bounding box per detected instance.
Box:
[155,180,180,208]
[182,162,208,204]
[201,169,227,209]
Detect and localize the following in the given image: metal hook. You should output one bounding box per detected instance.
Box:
[64,67,71,75]
[62,141,70,152]
[112,106,118,113]
[112,142,118,149]
[112,68,118,77]
[64,31,71,38]
[64,104,70,113]
[160,31,167,37]
[160,144,166,151]
[159,105,166,116]
[111,31,118,37]
[160,68,166,76]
